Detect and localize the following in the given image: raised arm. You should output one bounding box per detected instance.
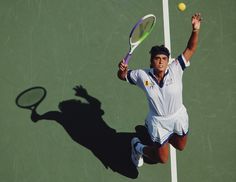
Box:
[117,59,128,81]
[183,13,202,62]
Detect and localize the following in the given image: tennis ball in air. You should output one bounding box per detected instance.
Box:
[178,3,186,11]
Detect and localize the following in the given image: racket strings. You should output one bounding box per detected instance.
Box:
[131,16,156,44]
[16,88,46,107]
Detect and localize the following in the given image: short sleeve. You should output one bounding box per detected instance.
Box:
[169,54,190,78]
[126,69,140,85]
[126,69,149,89]
[176,54,190,70]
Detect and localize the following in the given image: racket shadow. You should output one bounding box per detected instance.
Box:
[29,85,139,179]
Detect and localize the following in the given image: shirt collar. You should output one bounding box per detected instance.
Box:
[148,68,169,88]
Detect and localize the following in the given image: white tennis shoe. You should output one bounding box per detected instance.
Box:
[131,137,144,167]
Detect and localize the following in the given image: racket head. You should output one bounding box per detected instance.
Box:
[15,86,46,110]
[129,14,156,51]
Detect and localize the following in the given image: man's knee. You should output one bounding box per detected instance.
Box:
[169,134,187,151]
[154,144,169,164]
[150,153,168,164]
[176,144,186,151]
[158,153,168,163]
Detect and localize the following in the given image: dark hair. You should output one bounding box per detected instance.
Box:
[149,45,170,60]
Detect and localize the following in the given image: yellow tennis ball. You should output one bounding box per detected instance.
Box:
[178,3,186,11]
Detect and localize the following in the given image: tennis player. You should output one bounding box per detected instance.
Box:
[117,13,202,167]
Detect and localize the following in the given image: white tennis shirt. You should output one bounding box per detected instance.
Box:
[126,54,190,117]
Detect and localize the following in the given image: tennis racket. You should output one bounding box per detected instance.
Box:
[124,14,156,64]
[15,86,46,110]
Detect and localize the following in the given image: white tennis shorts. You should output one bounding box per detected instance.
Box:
[145,106,189,145]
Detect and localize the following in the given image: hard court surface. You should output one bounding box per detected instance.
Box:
[0,0,235,182]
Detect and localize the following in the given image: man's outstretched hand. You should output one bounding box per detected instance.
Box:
[73,85,88,97]
[192,13,202,31]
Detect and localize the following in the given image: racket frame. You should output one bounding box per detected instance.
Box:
[15,86,47,110]
[124,14,156,64]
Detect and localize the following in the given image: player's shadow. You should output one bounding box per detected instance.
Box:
[30,85,139,179]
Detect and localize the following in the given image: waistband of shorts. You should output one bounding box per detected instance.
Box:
[148,105,186,121]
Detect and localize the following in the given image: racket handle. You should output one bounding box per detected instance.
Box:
[124,53,132,64]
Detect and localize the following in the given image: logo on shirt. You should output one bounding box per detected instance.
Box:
[144,80,154,87]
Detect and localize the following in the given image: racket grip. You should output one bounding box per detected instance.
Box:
[124,53,132,64]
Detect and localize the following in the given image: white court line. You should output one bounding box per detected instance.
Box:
[162,1,178,182]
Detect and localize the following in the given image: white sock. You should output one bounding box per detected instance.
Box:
[135,143,145,155]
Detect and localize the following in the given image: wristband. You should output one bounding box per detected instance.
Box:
[193,29,199,32]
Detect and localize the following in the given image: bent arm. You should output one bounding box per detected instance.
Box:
[31,109,62,122]
[183,13,202,62]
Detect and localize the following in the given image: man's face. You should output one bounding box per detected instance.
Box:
[151,54,169,72]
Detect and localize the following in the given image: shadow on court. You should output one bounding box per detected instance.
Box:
[20,85,140,179]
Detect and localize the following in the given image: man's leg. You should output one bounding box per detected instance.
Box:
[169,134,187,151]
[134,140,169,164]
[142,143,169,163]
